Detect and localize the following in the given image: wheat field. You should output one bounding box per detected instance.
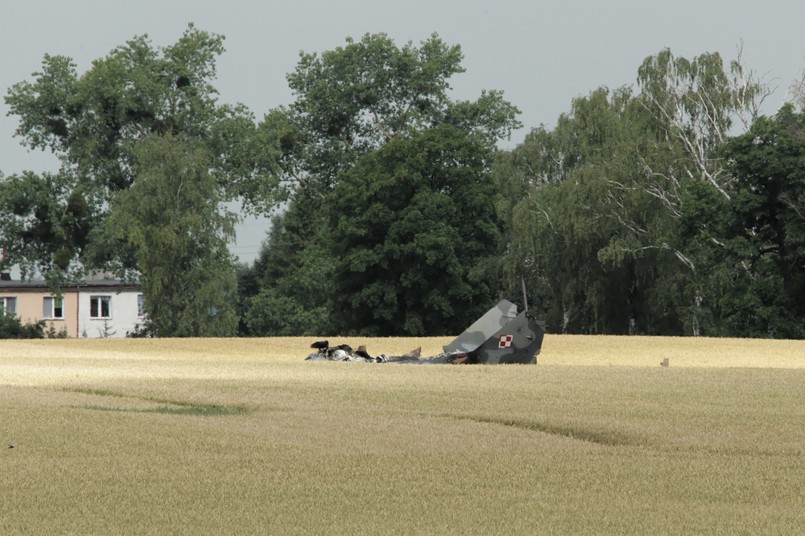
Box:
[1,336,804,535]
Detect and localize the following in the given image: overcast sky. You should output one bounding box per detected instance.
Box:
[2,0,804,263]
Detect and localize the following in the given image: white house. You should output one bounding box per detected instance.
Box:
[76,280,145,338]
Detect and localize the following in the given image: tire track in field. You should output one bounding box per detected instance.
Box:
[438,413,644,447]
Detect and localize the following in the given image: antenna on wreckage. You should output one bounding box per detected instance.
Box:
[521,276,529,313]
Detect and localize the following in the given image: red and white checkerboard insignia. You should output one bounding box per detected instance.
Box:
[498,335,513,349]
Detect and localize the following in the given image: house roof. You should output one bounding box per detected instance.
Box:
[0,279,140,293]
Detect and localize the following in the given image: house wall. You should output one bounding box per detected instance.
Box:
[1,283,143,338]
[0,289,79,337]
[77,289,143,338]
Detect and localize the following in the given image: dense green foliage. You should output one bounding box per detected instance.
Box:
[107,136,239,336]
[1,29,802,338]
[0,310,45,338]
[714,104,805,337]
[0,308,68,338]
[496,50,802,337]
[241,33,519,336]
[326,125,501,335]
[1,25,270,336]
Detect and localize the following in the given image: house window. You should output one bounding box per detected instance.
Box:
[137,294,146,317]
[1,297,16,315]
[43,297,64,319]
[90,296,111,319]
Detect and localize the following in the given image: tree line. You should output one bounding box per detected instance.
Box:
[1,26,802,338]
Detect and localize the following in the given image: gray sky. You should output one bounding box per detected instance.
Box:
[2,0,804,263]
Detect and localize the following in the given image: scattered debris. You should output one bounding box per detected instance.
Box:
[305,299,545,364]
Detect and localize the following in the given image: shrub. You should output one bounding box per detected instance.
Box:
[0,310,45,339]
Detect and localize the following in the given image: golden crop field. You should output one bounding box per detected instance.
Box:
[1,335,804,535]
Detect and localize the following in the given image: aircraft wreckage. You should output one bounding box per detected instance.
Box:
[306,299,545,364]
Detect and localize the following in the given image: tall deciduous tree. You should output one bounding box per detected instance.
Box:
[1,25,275,284]
[712,104,805,337]
[496,87,677,334]
[277,33,467,194]
[631,48,773,334]
[107,135,238,337]
[327,124,502,336]
[0,170,93,278]
[496,48,775,336]
[247,33,519,335]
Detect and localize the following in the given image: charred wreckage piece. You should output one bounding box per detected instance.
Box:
[305,300,545,365]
